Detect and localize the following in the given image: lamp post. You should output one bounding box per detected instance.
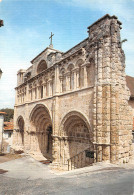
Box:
[0,69,3,79]
[0,20,4,27]
[0,19,4,79]
[0,20,3,79]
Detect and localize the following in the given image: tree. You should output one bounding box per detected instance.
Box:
[0,108,14,122]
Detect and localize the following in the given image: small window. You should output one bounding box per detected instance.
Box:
[8,133,12,138]
[35,88,37,99]
[41,86,43,98]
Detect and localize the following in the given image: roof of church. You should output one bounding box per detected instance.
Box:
[31,47,63,64]
[126,75,134,98]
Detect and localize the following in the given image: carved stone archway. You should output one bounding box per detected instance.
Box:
[29,104,53,160]
[60,111,94,168]
[17,116,25,146]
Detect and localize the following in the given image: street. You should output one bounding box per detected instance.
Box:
[0,156,134,195]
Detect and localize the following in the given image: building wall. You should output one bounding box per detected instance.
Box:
[3,131,13,146]
[129,100,134,116]
[87,15,133,164]
[0,115,4,149]
[13,14,133,170]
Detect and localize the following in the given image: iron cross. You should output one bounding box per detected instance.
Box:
[49,32,54,45]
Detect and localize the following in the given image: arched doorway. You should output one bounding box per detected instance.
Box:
[30,104,53,160]
[17,116,24,146]
[60,111,94,169]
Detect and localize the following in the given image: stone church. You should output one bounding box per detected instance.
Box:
[13,14,133,170]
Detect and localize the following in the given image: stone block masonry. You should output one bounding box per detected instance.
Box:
[12,14,133,170]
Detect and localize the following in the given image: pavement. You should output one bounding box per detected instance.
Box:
[0,156,56,180]
[0,155,134,195]
[0,155,134,179]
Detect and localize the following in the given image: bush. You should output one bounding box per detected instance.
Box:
[0,108,14,122]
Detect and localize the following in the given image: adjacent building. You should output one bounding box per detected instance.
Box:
[3,121,14,146]
[0,112,6,152]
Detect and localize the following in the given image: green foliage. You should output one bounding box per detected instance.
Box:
[0,108,14,122]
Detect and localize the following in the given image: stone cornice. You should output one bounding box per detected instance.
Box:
[15,66,55,89]
[63,37,88,57]
[31,47,63,64]
[16,47,86,90]
[87,14,122,30]
[14,85,94,107]
[57,48,85,66]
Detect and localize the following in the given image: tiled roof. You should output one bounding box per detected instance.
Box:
[4,122,14,131]
[133,117,134,130]
[0,112,7,115]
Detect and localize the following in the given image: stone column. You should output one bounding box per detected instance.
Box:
[23,103,29,151]
[46,81,49,97]
[83,64,88,88]
[95,41,103,162]
[37,85,40,99]
[49,80,52,97]
[43,83,47,98]
[59,76,63,93]
[52,136,60,165]
[28,90,30,101]
[17,95,19,104]
[73,70,77,90]
[35,87,37,99]
[110,19,120,163]
[55,65,60,95]
[52,78,55,96]
[24,89,26,103]
[20,93,22,104]
[76,69,79,89]
[32,88,35,101]
[66,72,71,91]
[31,89,33,101]
[26,84,29,102]
[15,89,18,105]
[102,37,111,162]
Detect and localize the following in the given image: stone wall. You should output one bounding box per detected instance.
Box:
[87,14,133,163]
[13,14,133,170]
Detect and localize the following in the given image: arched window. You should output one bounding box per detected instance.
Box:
[37,60,47,74]
[35,87,37,99]
[17,116,24,145]
[60,68,66,92]
[76,59,84,88]
[67,64,74,90]
[41,86,43,98]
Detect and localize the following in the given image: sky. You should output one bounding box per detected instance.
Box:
[0,0,134,109]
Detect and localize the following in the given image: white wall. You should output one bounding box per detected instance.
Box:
[0,115,4,147]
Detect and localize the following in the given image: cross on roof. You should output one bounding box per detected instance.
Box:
[49,32,54,47]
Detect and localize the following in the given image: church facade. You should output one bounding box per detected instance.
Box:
[13,14,133,170]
